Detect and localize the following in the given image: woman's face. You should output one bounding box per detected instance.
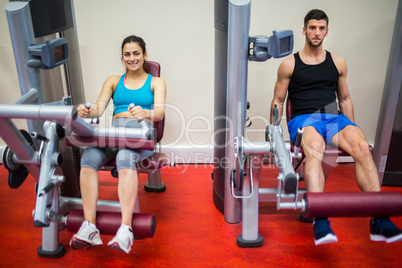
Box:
[121,42,147,72]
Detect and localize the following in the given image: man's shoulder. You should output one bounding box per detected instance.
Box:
[280,54,296,71]
[276,55,295,79]
[328,52,346,64]
[328,52,347,73]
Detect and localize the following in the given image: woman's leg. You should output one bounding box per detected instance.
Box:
[115,148,154,228]
[118,168,138,228]
[80,147,117,223]
[70,147,116,249]
[80,167,100,224]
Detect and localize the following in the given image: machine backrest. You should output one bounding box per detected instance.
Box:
[146,61,164,143]
[146,60,160,77]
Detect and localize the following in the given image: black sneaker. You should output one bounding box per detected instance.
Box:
[370,218,402,243]
[313,218,338,246]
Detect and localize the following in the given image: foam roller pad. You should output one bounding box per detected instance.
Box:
[66,210,156,238]
[304,191,402,218]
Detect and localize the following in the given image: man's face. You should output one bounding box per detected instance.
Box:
[303,19,328,48]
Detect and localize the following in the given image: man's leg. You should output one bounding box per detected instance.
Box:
[302,126,326,192]
[331,125,380,192]
[302,126,338,245]
[332,125,402,243]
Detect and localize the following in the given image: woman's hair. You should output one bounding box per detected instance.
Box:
[121,35,148,73]
[304,9,329,28]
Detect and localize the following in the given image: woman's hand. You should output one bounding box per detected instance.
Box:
[77,104,92,118]
[128,104,147,120]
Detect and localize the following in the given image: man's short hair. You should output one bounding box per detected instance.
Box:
[304,9,329,28]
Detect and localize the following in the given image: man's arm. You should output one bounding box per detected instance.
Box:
[270,56,294,124]
[333,55,355,122]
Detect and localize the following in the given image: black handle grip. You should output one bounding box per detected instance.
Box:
[39,182,55,197]
[145,128,156,140]
[273,104,279,126]
[31,132,48,142]
[295,128,303,147]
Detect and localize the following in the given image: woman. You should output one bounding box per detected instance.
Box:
[69,35,166,254]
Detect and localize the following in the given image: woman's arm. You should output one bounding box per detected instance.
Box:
[150,77,167,122]
[128,76,167,122]
[77,75,119,118]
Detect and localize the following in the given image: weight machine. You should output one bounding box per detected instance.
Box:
[1,1,161,258]
[213,0,402,247]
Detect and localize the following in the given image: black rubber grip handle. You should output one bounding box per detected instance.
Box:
[145,128,156,140]
[31,132,48,142]
[273,105,279,126]
[295,128,303,147]
[39,182,55,197]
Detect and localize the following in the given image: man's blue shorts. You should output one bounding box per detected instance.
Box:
[287,113,358,147]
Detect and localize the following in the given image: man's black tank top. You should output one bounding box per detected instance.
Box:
[288,51,340,119]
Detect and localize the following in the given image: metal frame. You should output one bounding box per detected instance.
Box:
[222,0,304,247]
[373,0,402,185]
[0,101,152,257]
[2,1,157,257]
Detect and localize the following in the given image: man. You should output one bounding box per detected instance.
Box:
[271,9,402,245]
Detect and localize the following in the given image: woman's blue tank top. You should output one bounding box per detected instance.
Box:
[113,73,154,115]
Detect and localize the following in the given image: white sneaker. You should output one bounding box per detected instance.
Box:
[69,221,103,249]
[108,224,134,254]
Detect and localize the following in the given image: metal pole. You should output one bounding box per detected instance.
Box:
[5,2,45,136]
[213,0,229,215]
[373,0,402,185]
[224,0,251,223]
[237,155,264,246]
